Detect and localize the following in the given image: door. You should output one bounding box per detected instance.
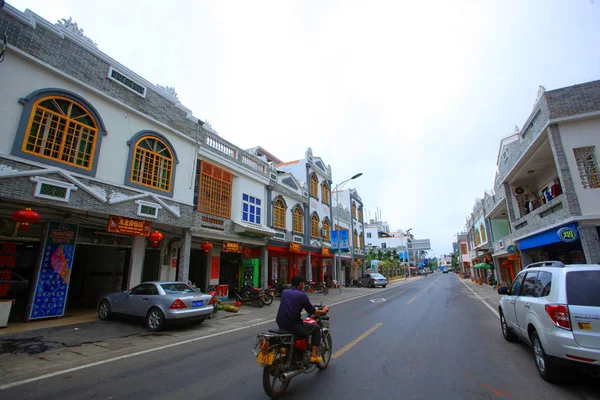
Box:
[503,272,526,332]
[514,271,538,339]
[142,250,160,283]
[125,283,158,316]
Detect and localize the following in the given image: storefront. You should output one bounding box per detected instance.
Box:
[517,223,586,265]
[267,242,308,286]
[309,247,334,283]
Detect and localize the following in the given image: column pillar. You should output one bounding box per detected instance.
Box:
[177,229,192,282]
[261,246,268,288]
[578,224,600,264]
[127,236,146,288]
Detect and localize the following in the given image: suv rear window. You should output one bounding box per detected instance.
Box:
[566,271,600,307]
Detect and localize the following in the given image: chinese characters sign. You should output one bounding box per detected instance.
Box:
[29,222,78,320]
[222,241,241,253]
[107,215,151,236]
[289,242,302,253]
[0,242,17,298]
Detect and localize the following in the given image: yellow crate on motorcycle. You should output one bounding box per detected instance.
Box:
[257,351,275,365]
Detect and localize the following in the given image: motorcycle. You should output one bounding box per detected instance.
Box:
[269,279,290,299]
[302,280,328,294]
[253,304,332,398]
[236,282,266,307]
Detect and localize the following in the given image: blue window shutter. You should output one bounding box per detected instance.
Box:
[243,194,249,201]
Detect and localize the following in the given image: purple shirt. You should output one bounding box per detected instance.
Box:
[276,287,316,330]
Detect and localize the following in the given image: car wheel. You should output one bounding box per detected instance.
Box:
[500,311,518,342]
[98,300,111,321]
[369,282,374,288]
[531,331,560,383]
[146,307,165,332]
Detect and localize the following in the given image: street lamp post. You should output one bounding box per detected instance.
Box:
[334,173,363,295]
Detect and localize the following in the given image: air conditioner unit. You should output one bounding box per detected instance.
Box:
[320,229,329,238]
[498,240,504,248]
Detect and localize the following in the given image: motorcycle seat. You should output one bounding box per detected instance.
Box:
[268,329,294,336]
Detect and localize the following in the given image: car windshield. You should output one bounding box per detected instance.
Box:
[371,274,385,278]
[160,283,197,294]
[566,271,600,307]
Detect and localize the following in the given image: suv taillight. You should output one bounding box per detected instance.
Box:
[545,304,571,330]
[169,299,187,309]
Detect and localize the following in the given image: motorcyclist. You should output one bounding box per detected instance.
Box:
[276,274,329,363]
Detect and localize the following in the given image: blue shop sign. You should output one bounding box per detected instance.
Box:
[557,226,578,243]
[518,223,579,251]
[506,244,517,254]
[330,229,350,252]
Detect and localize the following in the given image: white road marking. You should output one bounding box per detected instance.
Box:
[370,298,386,303]
[457,276,499,318]
[0,281,419,390]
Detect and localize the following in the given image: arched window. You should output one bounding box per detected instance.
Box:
[353,230,358,247]
[480,223,486,243]
[310,173,319,199]
[358,206,363,221]
[292,205,303,234]
[311,213,320,238]
[360,232,365,248]
[322,217,331,240]
[475,228,481,246]
[273,198,287,229]
[321,181,329,205]
[130,136,174,192]
[15,90,107,175]
[352,202,357,219]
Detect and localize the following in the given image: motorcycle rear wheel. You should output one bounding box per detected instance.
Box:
[317,333,332,370]
[263,354,290,398]
[262,294,274,305]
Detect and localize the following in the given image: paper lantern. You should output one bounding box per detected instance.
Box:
[12,207,40,231]
[201,242,213,252]
[243,248,252,258]
[148,231,164,248]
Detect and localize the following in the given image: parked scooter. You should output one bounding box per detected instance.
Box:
[302,280,327,294]
[236,281,266,307]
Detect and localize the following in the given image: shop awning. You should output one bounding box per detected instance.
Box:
[232,220,276,237]
[474,262,493,269]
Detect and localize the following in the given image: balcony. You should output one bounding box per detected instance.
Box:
[203,131,269,175]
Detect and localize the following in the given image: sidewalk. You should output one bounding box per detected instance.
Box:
[455,273,503,312]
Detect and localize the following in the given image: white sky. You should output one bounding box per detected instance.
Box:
[7,0,600,255]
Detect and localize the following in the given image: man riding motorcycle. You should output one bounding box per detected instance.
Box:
[276,274,329,363]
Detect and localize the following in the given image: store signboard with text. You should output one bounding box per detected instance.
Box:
[107,215,151,236]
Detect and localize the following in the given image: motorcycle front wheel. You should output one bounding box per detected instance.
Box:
[263,354,290,398]
[317,332,332,370]
[262,294,274,306]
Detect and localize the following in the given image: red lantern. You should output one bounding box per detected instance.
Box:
[12,207,40,231]
[243,248,252,258]
[148,231,164,248]
[201,242,213,252]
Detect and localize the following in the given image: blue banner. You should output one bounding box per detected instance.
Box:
[398,251,409,261]
[29,221,78,320]
[330,229,350,252]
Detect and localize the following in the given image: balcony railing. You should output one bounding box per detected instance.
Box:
[512,193,565,231]
[202,132,269,176]
[241,154,266,173]
[205,134,237,158]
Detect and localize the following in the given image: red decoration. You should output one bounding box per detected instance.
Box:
[12,208,40,231]
[201,242,213,252]
[148,231,164,248]
[243,248,252,258]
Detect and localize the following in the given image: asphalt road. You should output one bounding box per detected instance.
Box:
[2,274,599,399]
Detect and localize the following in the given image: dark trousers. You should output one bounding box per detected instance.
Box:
[292,322,321,346]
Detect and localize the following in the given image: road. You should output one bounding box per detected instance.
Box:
[1,274,598,399]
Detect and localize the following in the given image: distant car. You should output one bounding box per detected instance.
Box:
[357,273,388,288]
[98,281,213,332]
[442,269,449,274]
[497,261,600,382]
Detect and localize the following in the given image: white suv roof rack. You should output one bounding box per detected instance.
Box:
[525,261,565,269]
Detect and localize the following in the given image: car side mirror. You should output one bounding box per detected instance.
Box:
[124,290,130,295]
[497,287,508,295]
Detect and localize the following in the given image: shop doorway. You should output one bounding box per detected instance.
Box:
[189,249,208,291]
[220,253,241,296]
[69,244,130,309]
[0,241,40,323]
[142,249,161,283]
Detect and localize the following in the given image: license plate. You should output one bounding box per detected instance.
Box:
[578,322,592,330]
[192,300,204,307]
[257,351,275,365]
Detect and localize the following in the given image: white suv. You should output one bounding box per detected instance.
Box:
[497,261,600,382]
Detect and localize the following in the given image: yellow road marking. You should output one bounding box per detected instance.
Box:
[407,296,417,304]
[332,322,383,359]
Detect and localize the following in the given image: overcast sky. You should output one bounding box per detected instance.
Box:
[9,0,600,255]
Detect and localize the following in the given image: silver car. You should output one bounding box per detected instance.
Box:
[357,273,388,288]
[497,261,600,382]
[98,281,213,332]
